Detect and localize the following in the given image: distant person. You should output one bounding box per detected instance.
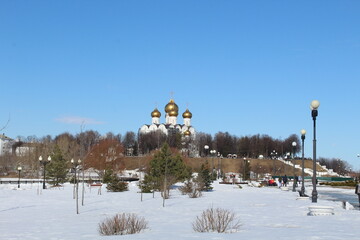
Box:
[278,177,283,187]
[283,175,288,187]
[298,175,302,183]
[355,183,360,208]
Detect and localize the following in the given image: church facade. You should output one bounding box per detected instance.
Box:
[139,99,195,138]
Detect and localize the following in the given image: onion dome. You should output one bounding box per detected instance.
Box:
[165,99,179,113]
[151,108,161,118]
[169,110,178,117]
[182,109,192,119]
[184,129,191,136]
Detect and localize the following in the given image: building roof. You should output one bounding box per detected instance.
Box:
[0,134,13,141]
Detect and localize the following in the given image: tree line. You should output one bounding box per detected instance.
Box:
[0,130,352,177]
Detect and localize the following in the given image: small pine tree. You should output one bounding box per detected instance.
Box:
[198,162,213,191]
[107,175,128,192]
[148,143,191,191]
[103,169,114,183]
[140,174,158,193]
[47,145,69,186]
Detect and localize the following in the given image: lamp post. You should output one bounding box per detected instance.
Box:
[311,100,320,203]
[300,129,306,196]
[204,145,209,157]
[271,150,277,177]
[71,158,81,214]
[39,156,51,189]
[358,154,360,181]
[285,152,290,175]
[292,141,297,192]
[210,149,216,179]
[220,154,223,178]
[217,152,222,179]
[243,158,249,181]
[17,166,22,188]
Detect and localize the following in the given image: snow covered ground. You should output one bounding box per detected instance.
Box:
[1,180,360,240]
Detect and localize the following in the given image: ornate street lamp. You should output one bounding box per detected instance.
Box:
[292,141,297,192]
[39,156,51,189]
[310,99,320,203]
[300,129,306,196]
[17,166,22,188]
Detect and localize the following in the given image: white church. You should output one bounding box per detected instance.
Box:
[139,98,196,138]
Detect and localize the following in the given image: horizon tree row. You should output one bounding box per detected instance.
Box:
[0,130,352,177]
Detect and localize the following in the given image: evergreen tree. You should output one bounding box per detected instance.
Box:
[106,174,129,192]
[198,162,213,191]
[140,174,159,193]
[47,145,69,186]
[142,143,191,193]
[103,168,114,183]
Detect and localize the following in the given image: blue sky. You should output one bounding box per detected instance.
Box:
[1,1,360,169]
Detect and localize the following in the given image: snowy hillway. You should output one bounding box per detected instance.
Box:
[1,181,360,240]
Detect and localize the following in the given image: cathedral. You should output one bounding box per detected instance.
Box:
[139,98,196,138]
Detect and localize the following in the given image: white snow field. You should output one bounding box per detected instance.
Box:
[1,181,360,240]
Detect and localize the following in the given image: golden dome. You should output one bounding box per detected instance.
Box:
[184,130,191,136]
[165,99,179,113]
[169,110,178,117]
[151,108,161,118]
[182,109,192,119]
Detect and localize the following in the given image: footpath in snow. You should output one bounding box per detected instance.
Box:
[1,181,360,240]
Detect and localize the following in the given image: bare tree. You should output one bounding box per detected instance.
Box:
[85,138,124,179]
[194,132,212,157]
[122,131,136,148]
[0,114,10,132]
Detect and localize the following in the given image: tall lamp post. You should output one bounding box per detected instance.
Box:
[204,145,209,157]
[271,150,277,177]
[284,152,290,175]
[358,154,360,181]
[39,156,51,189]
[292,142,297,192]
[217,152,223,179]
[210,149,216,179]
[17,166,22,188]
[311,100,320,203]
[243,158,249,181]
[300,129,306,196]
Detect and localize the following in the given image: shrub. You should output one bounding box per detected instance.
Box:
[192,207,241,233]
[98,213,148,236]
[188,186,202,198]
[179,179,203,198]
[319,180,356,187]
[179,180,193,195]
[106,176,128,192]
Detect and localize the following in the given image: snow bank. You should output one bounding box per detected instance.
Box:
[0,181,360,239]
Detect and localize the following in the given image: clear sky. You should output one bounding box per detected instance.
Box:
[1,1,360,169]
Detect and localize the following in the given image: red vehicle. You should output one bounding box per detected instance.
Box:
[268,179,276,186]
